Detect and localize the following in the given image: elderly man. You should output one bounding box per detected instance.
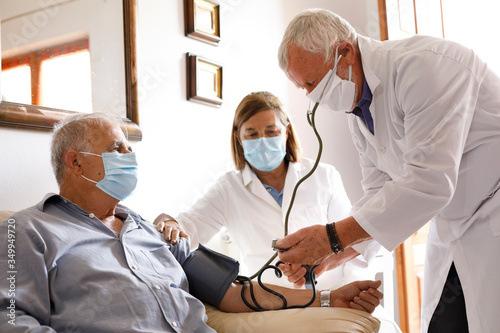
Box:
[0,113,382,332]
[275,8,500,333]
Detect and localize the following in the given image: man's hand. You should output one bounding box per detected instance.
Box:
[277,262,328,288]
[276,224,333,266]
[278,247,361,288]
[332,280,383,313]
[154,213,189,245]
[219,279,383,313]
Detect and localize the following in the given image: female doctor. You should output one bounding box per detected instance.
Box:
[156,91,376,290]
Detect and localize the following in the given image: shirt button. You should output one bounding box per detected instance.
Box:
[155,285,161,290]
[267,188,272,192]
[132,265,138,270]
[89,213,95,218]
[378,146,386,154]
[172,322,178,327]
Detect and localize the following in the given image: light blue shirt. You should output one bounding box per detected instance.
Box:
[250,167,284,207]
[263,184,283,207]
[0,193,215,332]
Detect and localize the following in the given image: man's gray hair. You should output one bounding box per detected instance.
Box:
[278,8,358,71]
[51,112,125,186]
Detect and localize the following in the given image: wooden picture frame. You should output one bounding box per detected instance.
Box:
[0,0,141,140]
[184,0,221,45]
[186,53,222,107]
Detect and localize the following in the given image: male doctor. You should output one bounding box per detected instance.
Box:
[275,8,500,333]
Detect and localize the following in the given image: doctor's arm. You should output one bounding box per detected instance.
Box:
[279,247,361,287]
[154,213,189,245]
[277,147,386,266]
[277,217,371,266]
[156,179,229,247]
[218,279,383,313]
[279,164,368,285]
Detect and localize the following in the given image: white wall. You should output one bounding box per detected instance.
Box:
[125,0,380,220]
[0,1,379,219]
[441,0,500,75]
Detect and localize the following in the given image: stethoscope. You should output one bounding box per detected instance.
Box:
[236,51,343,310]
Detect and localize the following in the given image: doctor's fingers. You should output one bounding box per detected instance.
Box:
[278,249,327,266]
[277,225,333,265]
[278,263,302,276]
[312,261,328,277]
[156,220,166,232]
[276,224,326,249]
[278,231,332,266]
[290,262,328,288]
[278,244,331,266]
[160,222,190,244]
[280,264,308,288]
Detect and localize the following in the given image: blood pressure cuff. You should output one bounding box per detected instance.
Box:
[182,244,239,308]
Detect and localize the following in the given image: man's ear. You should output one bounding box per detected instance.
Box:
[337,42,356,66]
[64,150,83,175]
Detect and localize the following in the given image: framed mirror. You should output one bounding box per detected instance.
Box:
[0,0,141,140]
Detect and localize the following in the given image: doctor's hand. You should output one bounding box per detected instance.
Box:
[278,262,327,288]
[332,280,383,313]
[154,213,190,245]
[276,224,334,266]
[279,247,361,288]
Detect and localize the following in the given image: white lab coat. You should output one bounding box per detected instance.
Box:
[177,158,377,290]
[350,35,500,332]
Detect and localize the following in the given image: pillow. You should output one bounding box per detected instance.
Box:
[0,211,14,222]
[205,304,380,333]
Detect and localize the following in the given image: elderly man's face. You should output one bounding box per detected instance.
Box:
[285,43,334,95]
[81,120,132,183]
[90,121,131,154]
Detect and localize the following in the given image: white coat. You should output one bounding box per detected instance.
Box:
[350,34,500,332]
[177,158,377,290]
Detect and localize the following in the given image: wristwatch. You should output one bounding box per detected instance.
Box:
[320,290,331,307]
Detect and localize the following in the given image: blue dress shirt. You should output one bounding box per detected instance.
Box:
[0,193,216,333]
[347,79,374,134]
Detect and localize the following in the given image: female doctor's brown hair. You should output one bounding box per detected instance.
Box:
[231,91,302,170]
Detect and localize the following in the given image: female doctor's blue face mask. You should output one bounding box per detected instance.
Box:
[79,151,138,201]
[242,135,286,172]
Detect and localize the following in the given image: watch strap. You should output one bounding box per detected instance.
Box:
[320,289,331,307]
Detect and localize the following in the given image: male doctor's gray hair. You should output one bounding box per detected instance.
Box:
[51,112,125,186]
[278,8,358,71]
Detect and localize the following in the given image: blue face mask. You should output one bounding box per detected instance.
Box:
[242,136,286,172]
[79,151,138,201]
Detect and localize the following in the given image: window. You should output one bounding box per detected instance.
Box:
[1,38,92,113]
